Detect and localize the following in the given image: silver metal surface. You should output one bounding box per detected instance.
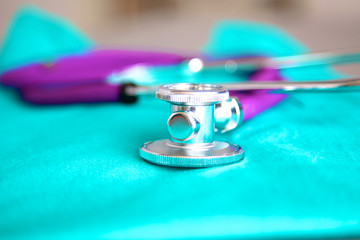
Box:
[215,97,243,133]
[167,111,200,141]
[131,78,360,135]
[140,140,244,168]
[132,78,360,96]
[170,105,214,144]
[156,83,229,105]
[223,78,360,92]
[139,83,244,168]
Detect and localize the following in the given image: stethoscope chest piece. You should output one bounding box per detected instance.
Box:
[139,83,244,168]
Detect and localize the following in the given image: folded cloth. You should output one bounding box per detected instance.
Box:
[0,6,93,74]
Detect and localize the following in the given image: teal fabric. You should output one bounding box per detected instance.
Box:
[1,20,360,240]
[203,21,346,81]
[202,21,307,57]
[0,6,93,73]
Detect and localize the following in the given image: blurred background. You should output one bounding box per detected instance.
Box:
[1,0,360,74]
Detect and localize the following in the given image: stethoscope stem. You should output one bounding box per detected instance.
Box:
[189,47,360,72]
[126,78,360,97]
[223,78,360,92]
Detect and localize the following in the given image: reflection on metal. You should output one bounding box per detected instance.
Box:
[140,83,244,168]
[129,78,360,96]
[215,98,242,133]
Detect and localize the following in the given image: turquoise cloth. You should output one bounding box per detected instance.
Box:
[1,17,360,239]
[0,6,93,73]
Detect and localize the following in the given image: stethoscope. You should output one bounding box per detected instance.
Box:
[2,47,360,168]
[138,77,360,168]
[120,48,360,167]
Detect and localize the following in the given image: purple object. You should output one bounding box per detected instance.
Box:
[231,67,286,121]
[1,49,286,121]
[1,49,184,104]
[20,83,120,104]
[1,49,184,87]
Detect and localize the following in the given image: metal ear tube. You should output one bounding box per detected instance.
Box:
[139,83,244,168]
